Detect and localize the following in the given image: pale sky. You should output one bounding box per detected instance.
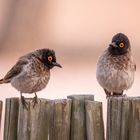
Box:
[0,0,140,51]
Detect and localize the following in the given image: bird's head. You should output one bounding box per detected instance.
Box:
[108,33,130,55]
[35,48,62,69]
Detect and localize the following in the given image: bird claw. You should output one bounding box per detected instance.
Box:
[106,95,113,99]
[32,96,38,108]
[21,95,28,110]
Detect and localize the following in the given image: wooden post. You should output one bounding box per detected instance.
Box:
[129,98,140,140]
[85,100,105,140]
[4,98,72,140]
[68,95,94,140]
[106,97,140,140]
[49,99,71,140]
[0,100,2,127]
[17,98,51,140]
[4,98,19,140]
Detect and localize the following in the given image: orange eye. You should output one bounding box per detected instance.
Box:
[119,42,125,48]
[48,56,53,62]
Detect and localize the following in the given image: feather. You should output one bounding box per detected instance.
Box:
[3,59,28,83]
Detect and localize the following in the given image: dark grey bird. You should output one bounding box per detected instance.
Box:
[96,33,136,97]
[0,48,62,107]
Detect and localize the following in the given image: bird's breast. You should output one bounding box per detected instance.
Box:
[96,51,135,92]
[11,60,50,93]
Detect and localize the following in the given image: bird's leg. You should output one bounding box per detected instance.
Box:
[113,91,124,97]
[104,89,111,98]
[32,93,38,107]
[20,92,28,109]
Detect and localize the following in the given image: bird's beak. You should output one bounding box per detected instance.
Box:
[109,42,118,48]
[52,62,62,68]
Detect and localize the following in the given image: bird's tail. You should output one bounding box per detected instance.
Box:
[0,79,4,84]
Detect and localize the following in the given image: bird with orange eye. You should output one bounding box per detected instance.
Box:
[108,34,130,55]
[96,33,136,97]
[119,42,125,48]
[40,50,62,69]
[48,56,53,62]
[46,55,62,69]
[0,48,62,108]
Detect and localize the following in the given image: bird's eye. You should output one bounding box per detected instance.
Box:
[119,42,125,48]
[48,56,53,62]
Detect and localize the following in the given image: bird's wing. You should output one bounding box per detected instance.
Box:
[3,59,28,83]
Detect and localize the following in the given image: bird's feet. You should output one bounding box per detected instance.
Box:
[21,95,28,109]
[105,92,112,98]
[32,93,38,108]
[104,89,112,99]
[113,92,124,97]
[113,94,127,97]
[106,93,127,98]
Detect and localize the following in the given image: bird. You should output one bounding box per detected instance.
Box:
[0,48,62,108]
[96,33,136,97]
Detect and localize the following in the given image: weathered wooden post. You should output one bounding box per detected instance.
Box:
[4,98,72,140]
[0,100,2,127]
[49,99,71,140]
[4,95,105,140]
[85,100,105,140]
[129,98,140,140]
[17,98,51,140]
[106,97,140,140]
[4,98,19,140]
[68,95,94,140]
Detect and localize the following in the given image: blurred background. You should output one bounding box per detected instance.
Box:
[0,0,140,138]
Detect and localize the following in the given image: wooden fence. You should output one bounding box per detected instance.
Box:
[0,101,2,128]
[0,95,140,140]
